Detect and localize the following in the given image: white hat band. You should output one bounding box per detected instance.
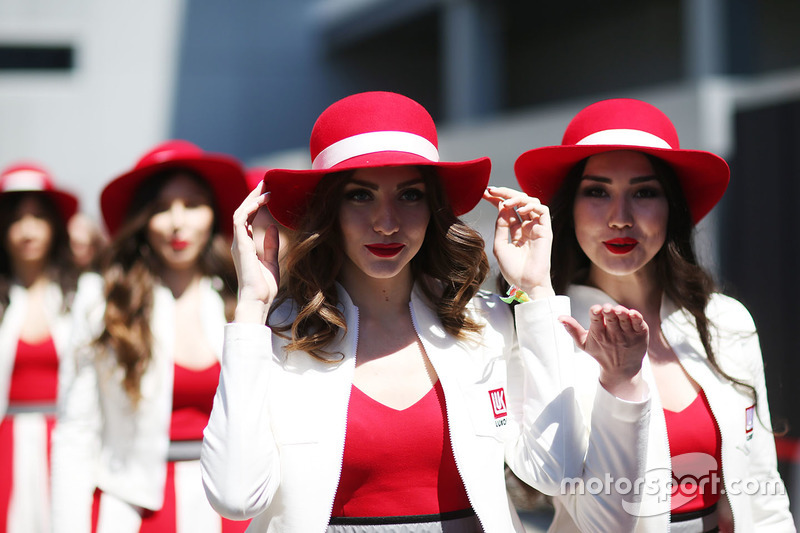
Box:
[312,131,440,170]
[2,169,47,192]
[576,129,673,149]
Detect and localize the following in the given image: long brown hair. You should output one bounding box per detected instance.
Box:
[94,170,237,404]
[550,154,759,406]
[0,192,78,318]
[269,166,490,360]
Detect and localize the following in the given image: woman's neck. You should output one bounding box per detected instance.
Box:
[158,266,202,299]
[338,263,415,320]
[586,265,663,321]
[12,260,49,289]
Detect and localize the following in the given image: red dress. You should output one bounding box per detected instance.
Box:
[663,389,722,515]
[0,336,59,533]
[332,380,472,518]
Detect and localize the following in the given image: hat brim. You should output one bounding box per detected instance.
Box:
[48,190,80,223]
[100,156,247,237]
[2,189,79,225]
[264,152,491,229]
[514,145,730,224]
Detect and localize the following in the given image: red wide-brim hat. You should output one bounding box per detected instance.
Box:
[264,91,491,229]
[514,98,730,224]
[245,166,270,191]
[0,162,79,224]
[100,140,248,237]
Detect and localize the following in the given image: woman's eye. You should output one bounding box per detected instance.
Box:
[399,188,424,202]
[634,187,662,199]
[579,186,607,198]
[344,188,372,202]
[185,199,207,209]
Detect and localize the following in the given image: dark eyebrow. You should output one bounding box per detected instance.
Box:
[580,175,658,184]
[346,178,425,190]
[580,176,612,184]
[347,179,379,190]
[397,178,425,189]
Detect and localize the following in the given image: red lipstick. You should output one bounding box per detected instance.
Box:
[170,238,189,251]
[603,237,638,255]
[365,243,405,258]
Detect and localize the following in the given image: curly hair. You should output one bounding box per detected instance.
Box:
[550,154,758,407]
[0,192,79,318]
[269,166,490,360]
[94,170,237,405]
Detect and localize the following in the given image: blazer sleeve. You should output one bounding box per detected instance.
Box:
[504,295,651,533]
[504,296,584,491]
[729,301,795,530]
[554,383,651,532]
[201,322,281,520]
[50,274,104,533]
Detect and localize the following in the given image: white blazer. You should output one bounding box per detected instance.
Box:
[551,285,795,533]
[0,281,73,417]
[201,283,651,533]
[51,272,227,533]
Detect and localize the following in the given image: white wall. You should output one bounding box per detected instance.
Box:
[0,0,186,222]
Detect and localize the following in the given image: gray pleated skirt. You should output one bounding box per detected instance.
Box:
[327,509,482,533]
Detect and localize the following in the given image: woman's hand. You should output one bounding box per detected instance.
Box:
[560,304,648,401]
[483,186,554,300]
[232,181,280,324]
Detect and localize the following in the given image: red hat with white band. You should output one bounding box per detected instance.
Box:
[264,91,491,229]
[0,161,79,223]
[514,98,730,224]
[100,140,247,237]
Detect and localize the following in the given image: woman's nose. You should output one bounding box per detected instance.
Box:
[18,214,41,234]
[608,196,633,228]
[168,201,186,228]
[372,201,399,235]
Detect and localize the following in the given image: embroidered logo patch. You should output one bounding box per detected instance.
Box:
[489,388,507,420]
[745,404,755,440]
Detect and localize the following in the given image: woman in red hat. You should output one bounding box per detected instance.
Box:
[515,98,794,532]
[51,140,250,533]
[0,162,79,533]
[201,91,652,532]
